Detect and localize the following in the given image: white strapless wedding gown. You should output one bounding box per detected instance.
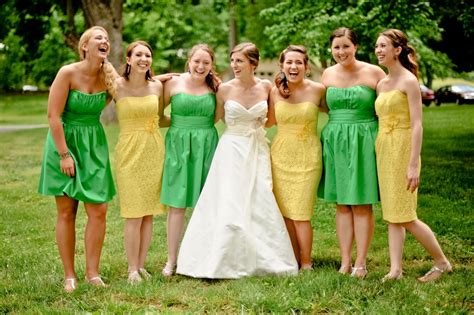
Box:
[176,100,298,279]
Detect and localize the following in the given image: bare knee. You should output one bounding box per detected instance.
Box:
[85,203,108,223]
[352,205,372,217]
[336,205,352,214]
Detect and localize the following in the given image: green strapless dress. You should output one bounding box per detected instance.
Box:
[38,90,116,203]
[160,93,218,208]
[318,85,379,204]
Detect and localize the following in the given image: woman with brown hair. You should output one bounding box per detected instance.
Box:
[375,29,452,282]
[268,45,326,270]
[318,27,386,277]
[160,44,221,276]
[176,42,297,278]
[105,41,167,284]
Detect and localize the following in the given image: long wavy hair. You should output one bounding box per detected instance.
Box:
[274,45,309,98]
[122,41,155,81]
[185,44,221,93]
[380,29,418,78]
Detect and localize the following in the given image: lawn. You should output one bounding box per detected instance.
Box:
[0,98,472,313]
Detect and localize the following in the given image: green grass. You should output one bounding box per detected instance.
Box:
[0,102,473,313]
[0,94,49,124]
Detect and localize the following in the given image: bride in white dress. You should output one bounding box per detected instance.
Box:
[176,43,298,279]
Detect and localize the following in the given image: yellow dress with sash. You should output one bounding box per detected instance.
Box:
[375,90,419,223]
[271,101,322,221]
[115,95,166,218]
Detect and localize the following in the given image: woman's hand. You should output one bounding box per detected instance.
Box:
[60,155,75,177]
[406,165,419,193]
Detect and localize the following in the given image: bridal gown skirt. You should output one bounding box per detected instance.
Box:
[176,100,298,279]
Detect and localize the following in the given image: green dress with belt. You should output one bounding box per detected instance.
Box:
[318,85,379,204]
[160,93,218,208]
[38,90,116,203]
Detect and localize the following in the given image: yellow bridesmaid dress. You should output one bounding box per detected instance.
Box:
[375,90,418,223]
[271,101,322,221]
[115,95,166,218]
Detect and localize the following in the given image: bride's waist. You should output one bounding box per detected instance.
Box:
[224,124,265,136]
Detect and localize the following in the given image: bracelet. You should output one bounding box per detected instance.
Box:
[59,151,71,160]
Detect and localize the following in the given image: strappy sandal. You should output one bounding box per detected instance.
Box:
[85,275,107,287]
[381,270,403,283]
[139,268,152,280]
[64,278,77,293]
[350,266,368,279]
[127,270,142,284]
[162,262,176,277]
[417,262,452,283]
[338,265,352,275]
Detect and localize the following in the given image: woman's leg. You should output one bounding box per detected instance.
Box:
[124,217,143,272]
[336,205,354,272]
[294,220,313,268]
[138,215,154,270]
[283,217,300,265]
[84,202,108,283]
[387,222,406,276]
[55,196,79,291]
[165,207,186,268]
[404,219,451,276]
[352,204,374,270]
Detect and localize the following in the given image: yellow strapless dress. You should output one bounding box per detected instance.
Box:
[115,95,166,218]
[271,101,322,221]
[375,90,419,223]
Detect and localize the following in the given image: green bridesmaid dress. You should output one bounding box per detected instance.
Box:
[160,93,218,208]
[318,85,379,205]
[38,90,116,203]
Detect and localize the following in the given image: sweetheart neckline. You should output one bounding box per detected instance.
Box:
[225,100,267,111]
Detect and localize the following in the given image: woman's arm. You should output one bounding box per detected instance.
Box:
[405,76,423,193]
[266,87,277,128]
[48,66,75,177]
[159,79,172,127]
[214,86,226,123]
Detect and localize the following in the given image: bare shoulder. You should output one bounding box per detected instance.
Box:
[258,78,273,92]
[307,79,325,91]
[403,71,420,90]
[361,61,386,77]
[321,65,337,85]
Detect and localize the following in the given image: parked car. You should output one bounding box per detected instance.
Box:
[22,85,38,92]
[435,84,474,105]
[420,84,435,106]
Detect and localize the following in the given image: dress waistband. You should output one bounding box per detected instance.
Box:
[328,109,376,123]
[62,112,101,126]
[379,116,411,134]
[171,114,214,129]
[277,123,316,141]
[119,117,159,134]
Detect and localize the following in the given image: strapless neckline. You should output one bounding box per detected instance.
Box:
[225,100,267,111]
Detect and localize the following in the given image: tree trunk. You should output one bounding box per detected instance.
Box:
[228,0,237,53]
[81,0,123,123]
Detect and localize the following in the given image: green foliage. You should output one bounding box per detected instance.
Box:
[0,31,28,91]
[31,8,78,87]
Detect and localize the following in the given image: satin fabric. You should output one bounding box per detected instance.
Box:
[160,93,218,208]
[318,85,379,204]
[38,90,116,203]
[177,100,298,279]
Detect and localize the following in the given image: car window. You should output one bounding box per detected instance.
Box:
[452,85,474,93]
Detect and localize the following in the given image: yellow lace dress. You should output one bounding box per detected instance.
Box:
[375,90,418,223]
[115,95,166,218]
[271,101,322,221]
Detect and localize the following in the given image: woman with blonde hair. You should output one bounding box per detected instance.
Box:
[39,26,115,292]
[375,29,452,282]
